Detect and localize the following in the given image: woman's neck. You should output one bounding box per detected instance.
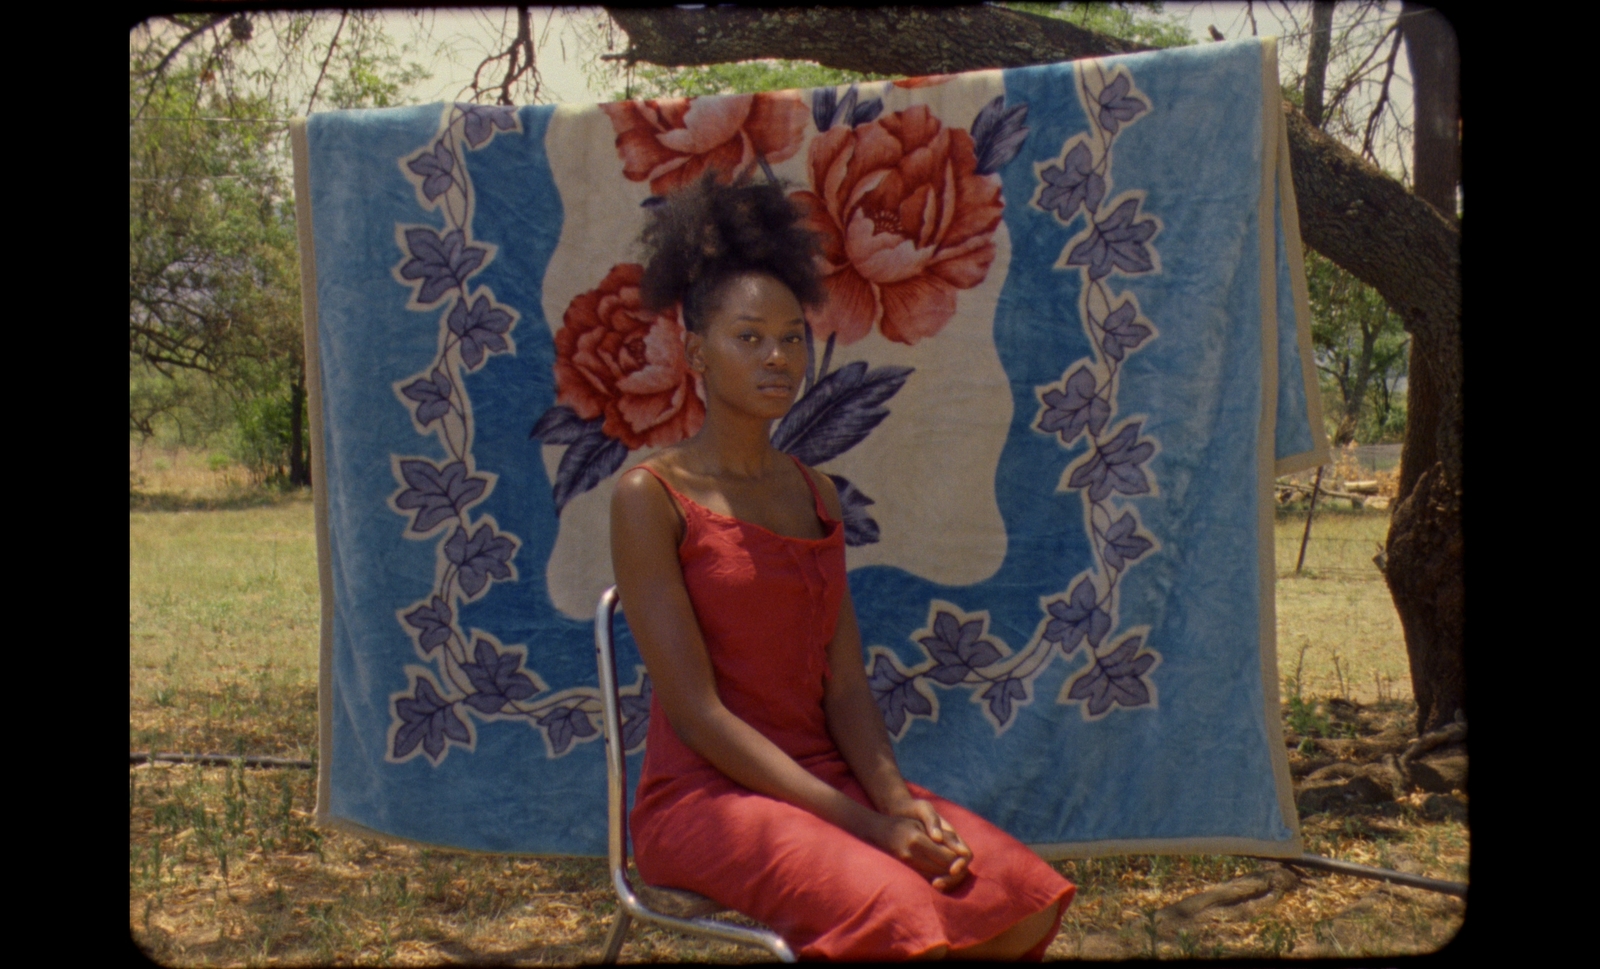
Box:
[683,406,783,480]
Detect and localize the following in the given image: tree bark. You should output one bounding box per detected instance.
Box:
[608,4,1462,733]
[1389,3,1462,733]
[1303,2,1334,127]
[1401,4,1460,226]
[609,6,1146,76]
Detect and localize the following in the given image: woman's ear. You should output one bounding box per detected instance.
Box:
[684,329,706,374]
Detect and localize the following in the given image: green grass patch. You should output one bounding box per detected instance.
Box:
[130,501,319,759]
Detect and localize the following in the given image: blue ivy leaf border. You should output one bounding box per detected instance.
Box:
[867,61,1163,736]
[384,103,626,765]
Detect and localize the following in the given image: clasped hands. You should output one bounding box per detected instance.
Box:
[867,797,972,891]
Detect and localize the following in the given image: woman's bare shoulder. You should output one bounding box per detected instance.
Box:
[613,463,668,509]
[611,460,682,538]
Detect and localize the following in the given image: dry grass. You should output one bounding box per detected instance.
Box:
[1274,507,1409,704]
[130,759,1465,963]
[1048,827,1466,959]
[129,450,1463,963]
[131,441,299,511]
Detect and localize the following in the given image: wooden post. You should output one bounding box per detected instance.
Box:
[1296,466,1324,575]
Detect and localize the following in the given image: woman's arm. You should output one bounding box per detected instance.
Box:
[610,468,900,851]
[810,471,973,889]
[821,590,914,813]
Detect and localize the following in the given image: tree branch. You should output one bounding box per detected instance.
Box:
[134,14,228,80]
[132,14,230,122]
[1303,2,1333,127]
[1321,23,1398,123]
[305,10,347,115]
[608,6,1144,76]
[472,6,542,105]
[1360,27,1404,162]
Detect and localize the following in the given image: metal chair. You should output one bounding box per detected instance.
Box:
[594,586,797,963]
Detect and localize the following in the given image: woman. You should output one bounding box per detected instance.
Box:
[609,173,1074,961]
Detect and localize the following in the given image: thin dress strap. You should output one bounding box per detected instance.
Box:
[788,454,832,523]
[634,458,832,532]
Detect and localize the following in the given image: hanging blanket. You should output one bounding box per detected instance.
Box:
[293,37,1328,857]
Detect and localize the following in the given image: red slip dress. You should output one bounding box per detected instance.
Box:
[628,457,1075,961]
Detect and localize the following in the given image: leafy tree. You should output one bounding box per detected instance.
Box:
[1306,250,1409,445]
[129,52,302,480]
[130,13,430,485]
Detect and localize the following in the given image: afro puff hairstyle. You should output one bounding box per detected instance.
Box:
[638,170,826,334]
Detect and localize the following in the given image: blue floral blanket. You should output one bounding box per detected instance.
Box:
[293,37,1327,857]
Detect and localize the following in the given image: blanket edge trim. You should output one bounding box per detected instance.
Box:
[291,117,338,828]
[1257,38,1306,854]
[1272,67,1332,478]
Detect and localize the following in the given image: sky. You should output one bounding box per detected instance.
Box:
[401,7,604,104]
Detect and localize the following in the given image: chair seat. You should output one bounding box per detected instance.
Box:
[633,878,725,919]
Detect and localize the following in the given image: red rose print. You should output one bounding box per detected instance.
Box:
[600,92,810,195]
[790,105,1004,346]
[554,263,704,450]
[893,74,956,88]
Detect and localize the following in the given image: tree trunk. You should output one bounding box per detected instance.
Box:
[1387,4,1462,733]
[1303,2,1335,127]
[1401,4,1460,225]
[289,366,310,487]
[608,4,1463,733]
[1334,314,1381,447]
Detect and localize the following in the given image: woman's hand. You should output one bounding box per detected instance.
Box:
[868,798,972,892]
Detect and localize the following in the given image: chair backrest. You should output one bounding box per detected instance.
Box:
[593,585,629,880]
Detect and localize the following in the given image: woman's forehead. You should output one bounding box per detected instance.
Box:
[709,273,804,322]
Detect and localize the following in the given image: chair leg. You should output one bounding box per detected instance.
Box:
[600,908,632,964]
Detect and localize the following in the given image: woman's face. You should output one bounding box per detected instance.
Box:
[687,272,808,422]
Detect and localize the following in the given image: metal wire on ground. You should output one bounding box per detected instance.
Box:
[130,751,314,769]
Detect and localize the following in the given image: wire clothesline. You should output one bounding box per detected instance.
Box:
[131,116,295,123]
[131,175,287,182]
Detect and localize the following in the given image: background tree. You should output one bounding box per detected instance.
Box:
[1293,2,1413,448]
[1386,2,1461,736]
[1007,2,1193,49]
[1305,251,1408,446]
[130,37,303,481]
[130,12,429,485]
